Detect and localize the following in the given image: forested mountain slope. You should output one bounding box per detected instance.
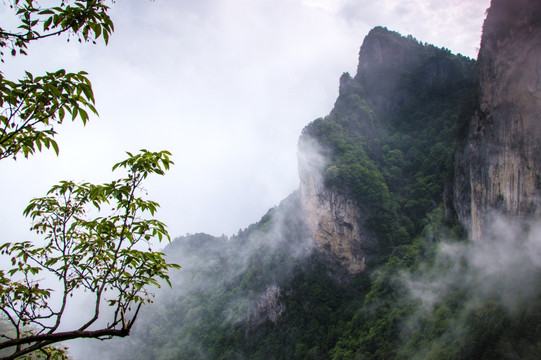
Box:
[88,1,541,358]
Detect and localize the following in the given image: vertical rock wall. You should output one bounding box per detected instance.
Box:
[455,0,541,241]
[297,137,375,274]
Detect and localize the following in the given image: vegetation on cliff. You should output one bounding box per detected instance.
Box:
[302,27,475,251]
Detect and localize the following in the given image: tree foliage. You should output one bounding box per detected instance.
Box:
[0,2,180,359]
[0,0,114,59]
[0,0,114,160]
[0,150,178,360]
[0,69,97,160]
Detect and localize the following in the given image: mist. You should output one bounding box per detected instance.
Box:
[66,186,319,360]
[397,212,541,358]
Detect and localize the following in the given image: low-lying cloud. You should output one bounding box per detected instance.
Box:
[404,213,541,312]
[398,212,541,358]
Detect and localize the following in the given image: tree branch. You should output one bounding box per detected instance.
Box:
[0,326,132,360]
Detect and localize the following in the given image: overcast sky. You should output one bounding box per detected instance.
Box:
[0,0,490,242]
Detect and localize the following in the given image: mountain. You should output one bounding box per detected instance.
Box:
[299,26,474,274]
[83,1,541,359]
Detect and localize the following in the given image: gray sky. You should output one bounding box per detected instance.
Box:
[0,0,490,241]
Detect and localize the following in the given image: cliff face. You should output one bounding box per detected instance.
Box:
[455,0,541,241]
[299,27,475,273]
[298,137,374,274]
[354,27,426,120]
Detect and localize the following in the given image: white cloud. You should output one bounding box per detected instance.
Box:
[339,0,488,57]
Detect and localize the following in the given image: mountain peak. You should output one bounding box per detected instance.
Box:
[356,26,425,79]
[339,27,474,123]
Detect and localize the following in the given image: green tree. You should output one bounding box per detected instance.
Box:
[0,0,113,160]
[0,2,180,359]
[1,150,179,360]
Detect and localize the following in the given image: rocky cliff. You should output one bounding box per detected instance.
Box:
[299,27,475,273]
[298,136,373,274]
[455,0,541,241]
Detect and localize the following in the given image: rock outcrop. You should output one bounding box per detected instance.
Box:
[247,285,285,327]
[454,0,541,241]
[354,27,427,119]
[298,137,373,274]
